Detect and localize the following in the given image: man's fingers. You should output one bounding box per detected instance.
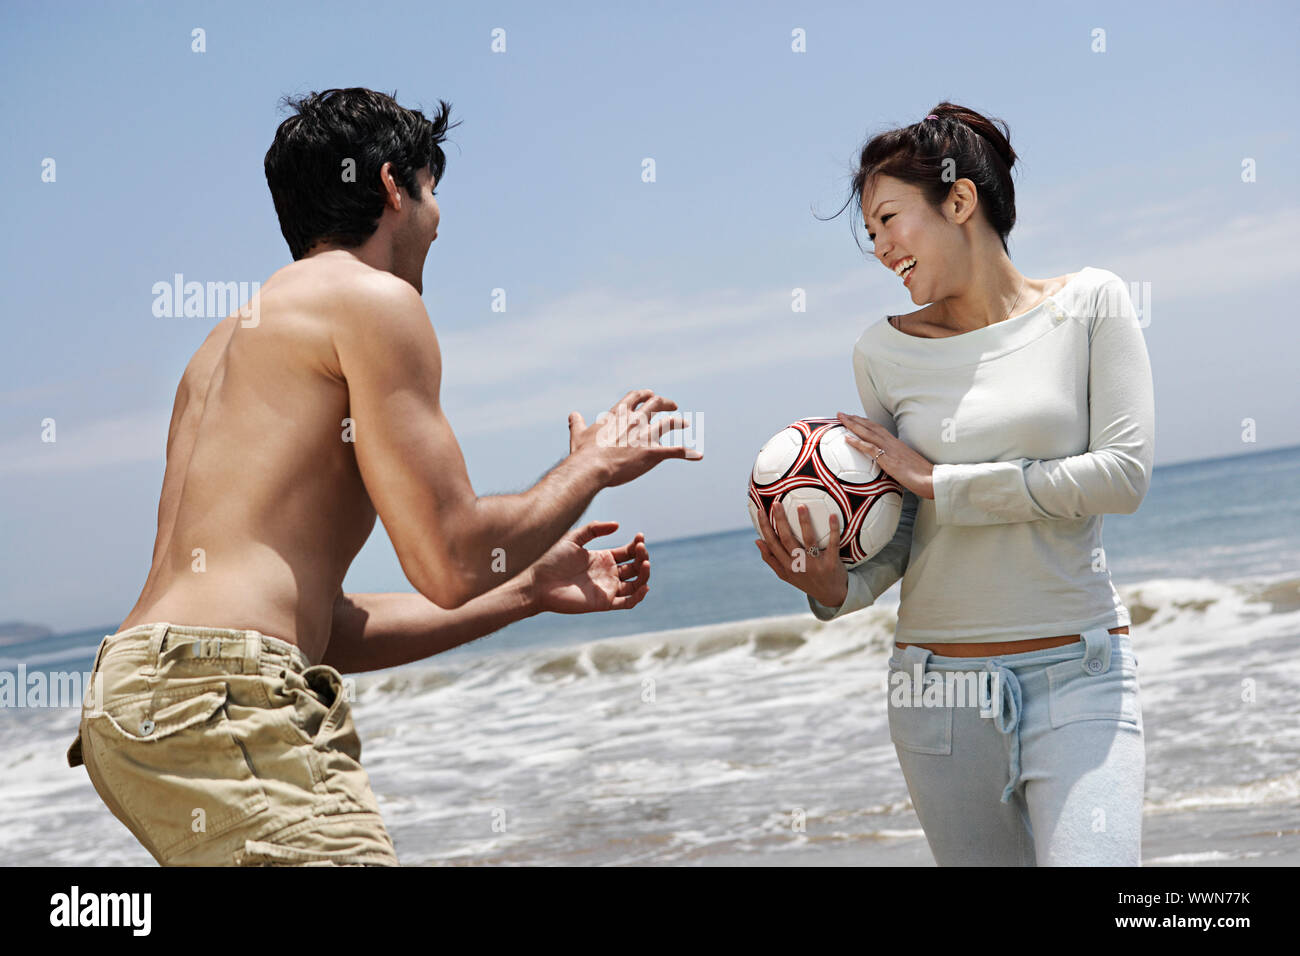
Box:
[616,561,648,595]
[620,547,649,574]
[629,390,674,414]
[639,392,681,416]
[648,414,686,441]
[652,444,703,461]
[647,414,701,458]
[633,541,650,586]
[609,532,646,563]
[639,394,679,417]
[617,564,644,588]
[647,412,700,448]
[596,399,701,462]
[613,389,655,414]
[618,550,649,584]
[570,520,618,548]
[610,583,648,610]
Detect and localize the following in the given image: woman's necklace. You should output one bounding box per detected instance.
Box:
[1003,275,1027,323]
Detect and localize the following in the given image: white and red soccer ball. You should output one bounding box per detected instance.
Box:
[747,417,904,566]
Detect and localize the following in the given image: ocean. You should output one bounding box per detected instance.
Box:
[3,443,1299,866]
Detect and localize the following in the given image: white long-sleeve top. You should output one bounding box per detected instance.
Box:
[808,266,1155,643]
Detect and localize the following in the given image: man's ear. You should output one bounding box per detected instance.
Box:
[379,161,402,211]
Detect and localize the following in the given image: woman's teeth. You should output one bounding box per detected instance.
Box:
[894,257,917,279]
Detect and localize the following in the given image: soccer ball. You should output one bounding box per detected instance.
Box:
[747,417,904,566]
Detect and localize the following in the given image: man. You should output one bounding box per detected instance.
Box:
[66,87,700,866]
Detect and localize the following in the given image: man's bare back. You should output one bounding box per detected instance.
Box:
[117,256,394,664]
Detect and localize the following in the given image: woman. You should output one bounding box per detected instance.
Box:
[754,102,1155,866]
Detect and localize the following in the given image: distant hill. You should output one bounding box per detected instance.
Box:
[0,621,55,645]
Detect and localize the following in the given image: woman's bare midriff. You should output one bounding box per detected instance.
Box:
[896,626,1129,657]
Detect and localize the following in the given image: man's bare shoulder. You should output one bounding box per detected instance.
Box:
[258,259,431,379]
[179,314,240,395]
[278,264,429,371]
[282,258,426,322]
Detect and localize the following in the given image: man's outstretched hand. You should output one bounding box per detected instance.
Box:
[568,389,703,488]
[526,520,651,615]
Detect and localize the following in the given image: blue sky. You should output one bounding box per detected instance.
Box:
[2,0,1298,631]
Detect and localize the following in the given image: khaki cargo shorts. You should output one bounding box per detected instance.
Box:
[66,622,399,866]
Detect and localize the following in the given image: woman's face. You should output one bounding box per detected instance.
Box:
[860,175,949,302]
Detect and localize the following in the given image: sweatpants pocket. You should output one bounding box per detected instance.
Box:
[886,672,952,755]
[887,699,954,754]
[1045,648,1142,730]
[886,656,955,755]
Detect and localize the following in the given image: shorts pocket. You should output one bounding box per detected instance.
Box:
[280,665,362,761]
[85,681,270,858]
[1045,648,1142,730]
[235,811,398,866]
[236,840,395,866]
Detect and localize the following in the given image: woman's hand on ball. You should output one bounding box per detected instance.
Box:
[754,503,849,608]
[836,412,936,500]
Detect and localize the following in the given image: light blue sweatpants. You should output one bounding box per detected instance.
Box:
[885,626,1145,866]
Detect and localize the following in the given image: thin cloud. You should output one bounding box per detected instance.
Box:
[0,409,168,475]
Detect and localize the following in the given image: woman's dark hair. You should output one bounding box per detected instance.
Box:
[264,87,460,260]
[825,101,1019,255]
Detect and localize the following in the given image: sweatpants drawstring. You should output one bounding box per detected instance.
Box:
[985,661,1023,803]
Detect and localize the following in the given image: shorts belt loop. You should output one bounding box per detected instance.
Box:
[88,634,111,679]
[145,623,170,675]
[1080,627,1112,675]
[244,630,262,675]
[83,636,112,714]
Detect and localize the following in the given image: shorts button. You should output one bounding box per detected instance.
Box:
[139,719,156,735]
[1086,658,1103,673]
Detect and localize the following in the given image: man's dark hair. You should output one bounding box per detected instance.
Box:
[264,87,459,260]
